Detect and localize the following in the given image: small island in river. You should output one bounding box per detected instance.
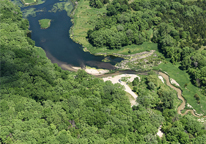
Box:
[38,19,51,29]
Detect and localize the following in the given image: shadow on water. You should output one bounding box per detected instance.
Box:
[19,0,123,70]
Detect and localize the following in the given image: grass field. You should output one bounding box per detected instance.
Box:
[154,62,206,115]
[88,42,158,55]
[38,19,51,29]
[23,0,36,4]
[71,0,107,52]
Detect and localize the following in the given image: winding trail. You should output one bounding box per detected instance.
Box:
[158,72,206,118]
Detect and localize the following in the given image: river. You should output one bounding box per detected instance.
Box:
[17,0,123,70]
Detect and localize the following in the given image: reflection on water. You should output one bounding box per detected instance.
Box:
[18,0,123,70]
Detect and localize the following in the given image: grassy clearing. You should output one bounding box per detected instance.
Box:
[38,19,51,29]
[90,42,158,55]
[23,0,36,4]
[154,62,206,115]
[71,0,107,50]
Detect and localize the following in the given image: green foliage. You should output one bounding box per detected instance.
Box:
[1,0,206,143]
[86,0,206,92]
[89,0,108,8]
[154,62,206,115]
[24,0,36,4]
[148,82,155,90]
[132,77,139,86]
[38,19,51,29]
[194,93,200,104]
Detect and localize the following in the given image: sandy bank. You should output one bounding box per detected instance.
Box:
[157,125,164,138]
[85,68,109,75]
[158,76,164,83]
[170,78,180,87]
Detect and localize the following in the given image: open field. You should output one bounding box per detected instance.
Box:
[38,19,51,29]
[154,62,206,115]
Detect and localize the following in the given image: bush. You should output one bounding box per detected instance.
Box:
[132,77,139,86]
[194,94,200,101]
[148,82,155,90]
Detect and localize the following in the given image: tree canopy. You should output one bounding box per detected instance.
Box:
[0,0,206,143]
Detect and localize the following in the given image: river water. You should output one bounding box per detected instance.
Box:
[17,0,123,70]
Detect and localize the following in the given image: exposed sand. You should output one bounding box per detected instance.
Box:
[157,125,164,138]
[103,74,139,106]
[170,78,180,87]
[61,64,109,76]
[85,69,109,75]
[158,76,164,83]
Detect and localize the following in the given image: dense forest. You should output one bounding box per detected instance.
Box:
[87,0,206,94]
[0,0,206,143]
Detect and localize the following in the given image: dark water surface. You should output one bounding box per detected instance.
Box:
[20,0,123,69]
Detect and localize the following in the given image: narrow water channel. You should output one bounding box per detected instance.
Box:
[18,0,123,69]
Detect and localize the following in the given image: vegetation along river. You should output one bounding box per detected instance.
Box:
[17,0,123,70]
[14,0,205,118]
